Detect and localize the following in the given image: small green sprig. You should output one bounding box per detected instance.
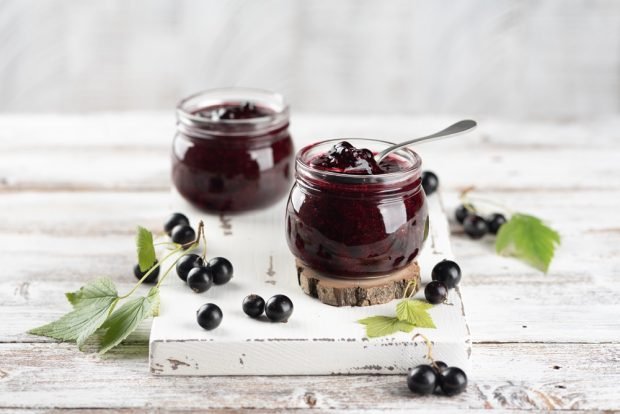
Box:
[461,188,561,273]
[358,280,437,338]
[29,221,205,353]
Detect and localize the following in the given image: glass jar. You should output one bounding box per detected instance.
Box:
[172,88,294,212]
[285,139,428,278]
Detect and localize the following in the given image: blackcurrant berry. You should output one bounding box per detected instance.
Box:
[208,257,233,285]
[487,213,507,235]
[133,262,159,284]
[463,214,487,239]
[164,212,189,236]
[187,266,213,293]
[432,361,448,374]
[265,294,294,322]
[242,294,265,318]
[196,303,222,330]
[431,260,462,289]
[438,367,468,396]
[176,254,204,282]
[407,364,437,395]
[454,205,470,224]
[424,281,448,304]
[421,171,439,196]
[171,224,196,245]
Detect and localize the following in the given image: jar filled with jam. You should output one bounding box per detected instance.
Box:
[285,139,428,278]
[173,88,294,212]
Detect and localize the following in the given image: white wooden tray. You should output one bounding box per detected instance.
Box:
[149,191,470,375]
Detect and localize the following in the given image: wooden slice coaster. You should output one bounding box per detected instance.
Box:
[296,260,421,307]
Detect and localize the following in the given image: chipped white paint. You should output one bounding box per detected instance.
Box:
[149,192,470,375]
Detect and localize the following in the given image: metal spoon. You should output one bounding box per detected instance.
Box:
[374,119,477,163]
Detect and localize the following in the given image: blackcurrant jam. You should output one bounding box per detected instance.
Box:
[172,88,294,212]
[285,139,428,278]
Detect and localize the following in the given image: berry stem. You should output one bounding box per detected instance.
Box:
[200,222,208,261]
[155,256,181,289]
[120,246,183,299]
[460,187,513,216]
[411,333,441,370]
[154,241,178,247]
[403,279,418,299]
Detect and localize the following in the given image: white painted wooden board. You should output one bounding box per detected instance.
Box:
[149,191,470,375]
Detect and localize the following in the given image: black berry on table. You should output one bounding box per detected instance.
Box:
[171,224,196,245]
[265,294,294,322]
[208,257,234,285]
[454,204,470,224]
[487,213,507,235]
[242,294,265,318]
[463,214,488,239]
[187,267,213,293]
[164,212,189,236]
[176,254,204,282]
[421,171,439,196]
[407,364,437,395]
[438,367,468,396]
[431,259,462,289]
[133,262,159,284]
[196,303,223,330]
[432,360,448,374]
[424,281,448,304]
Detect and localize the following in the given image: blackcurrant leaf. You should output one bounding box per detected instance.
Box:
[358,316,415,338]
[29,278,119,348]
[98,287,160,354]
[496,213,561,273]
[396,299,436,329]
[65,277,118,309]
[136,226,157,272]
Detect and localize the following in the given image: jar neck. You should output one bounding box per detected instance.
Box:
[176,88,290,139]
[294,138,423,197]
[296,162,423,198]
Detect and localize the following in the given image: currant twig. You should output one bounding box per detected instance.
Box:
[120,246,183,299]
[403,279,417,299]
[411,332,441,370]
[460,187,513,216]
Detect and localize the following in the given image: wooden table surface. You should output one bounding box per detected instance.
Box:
[1,113,619,412]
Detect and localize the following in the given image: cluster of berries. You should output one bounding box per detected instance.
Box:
[455,205,507,239]
[424,259,461,304]
[408,361,467,396]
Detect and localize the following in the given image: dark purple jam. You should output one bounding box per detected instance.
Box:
[309,141,405,175]
[172,93,293,213]
[285,140,428,278]
[196,102,273,120]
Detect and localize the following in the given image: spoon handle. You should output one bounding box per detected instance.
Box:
[375,119,477,163]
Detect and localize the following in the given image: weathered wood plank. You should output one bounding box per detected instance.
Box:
[2,189,619,344]
[0,342,617,410]
[1,115,620,192]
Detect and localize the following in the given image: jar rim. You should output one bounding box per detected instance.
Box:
[296,138,422,185]
[176,87,290,137]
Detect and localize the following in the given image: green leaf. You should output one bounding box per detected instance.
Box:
[98,287,160,354]
[396,299,436,329]
[65,277,118,309]
[496,213,561,273]
[29,279,119,347]
[136,226,157,272]
[358,316,415,338]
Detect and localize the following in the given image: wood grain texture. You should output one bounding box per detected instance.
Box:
[0,1,619,120]
[0,113,619,410]
[1,342,618,410]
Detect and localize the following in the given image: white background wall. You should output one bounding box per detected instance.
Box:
[0,0,618,120]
